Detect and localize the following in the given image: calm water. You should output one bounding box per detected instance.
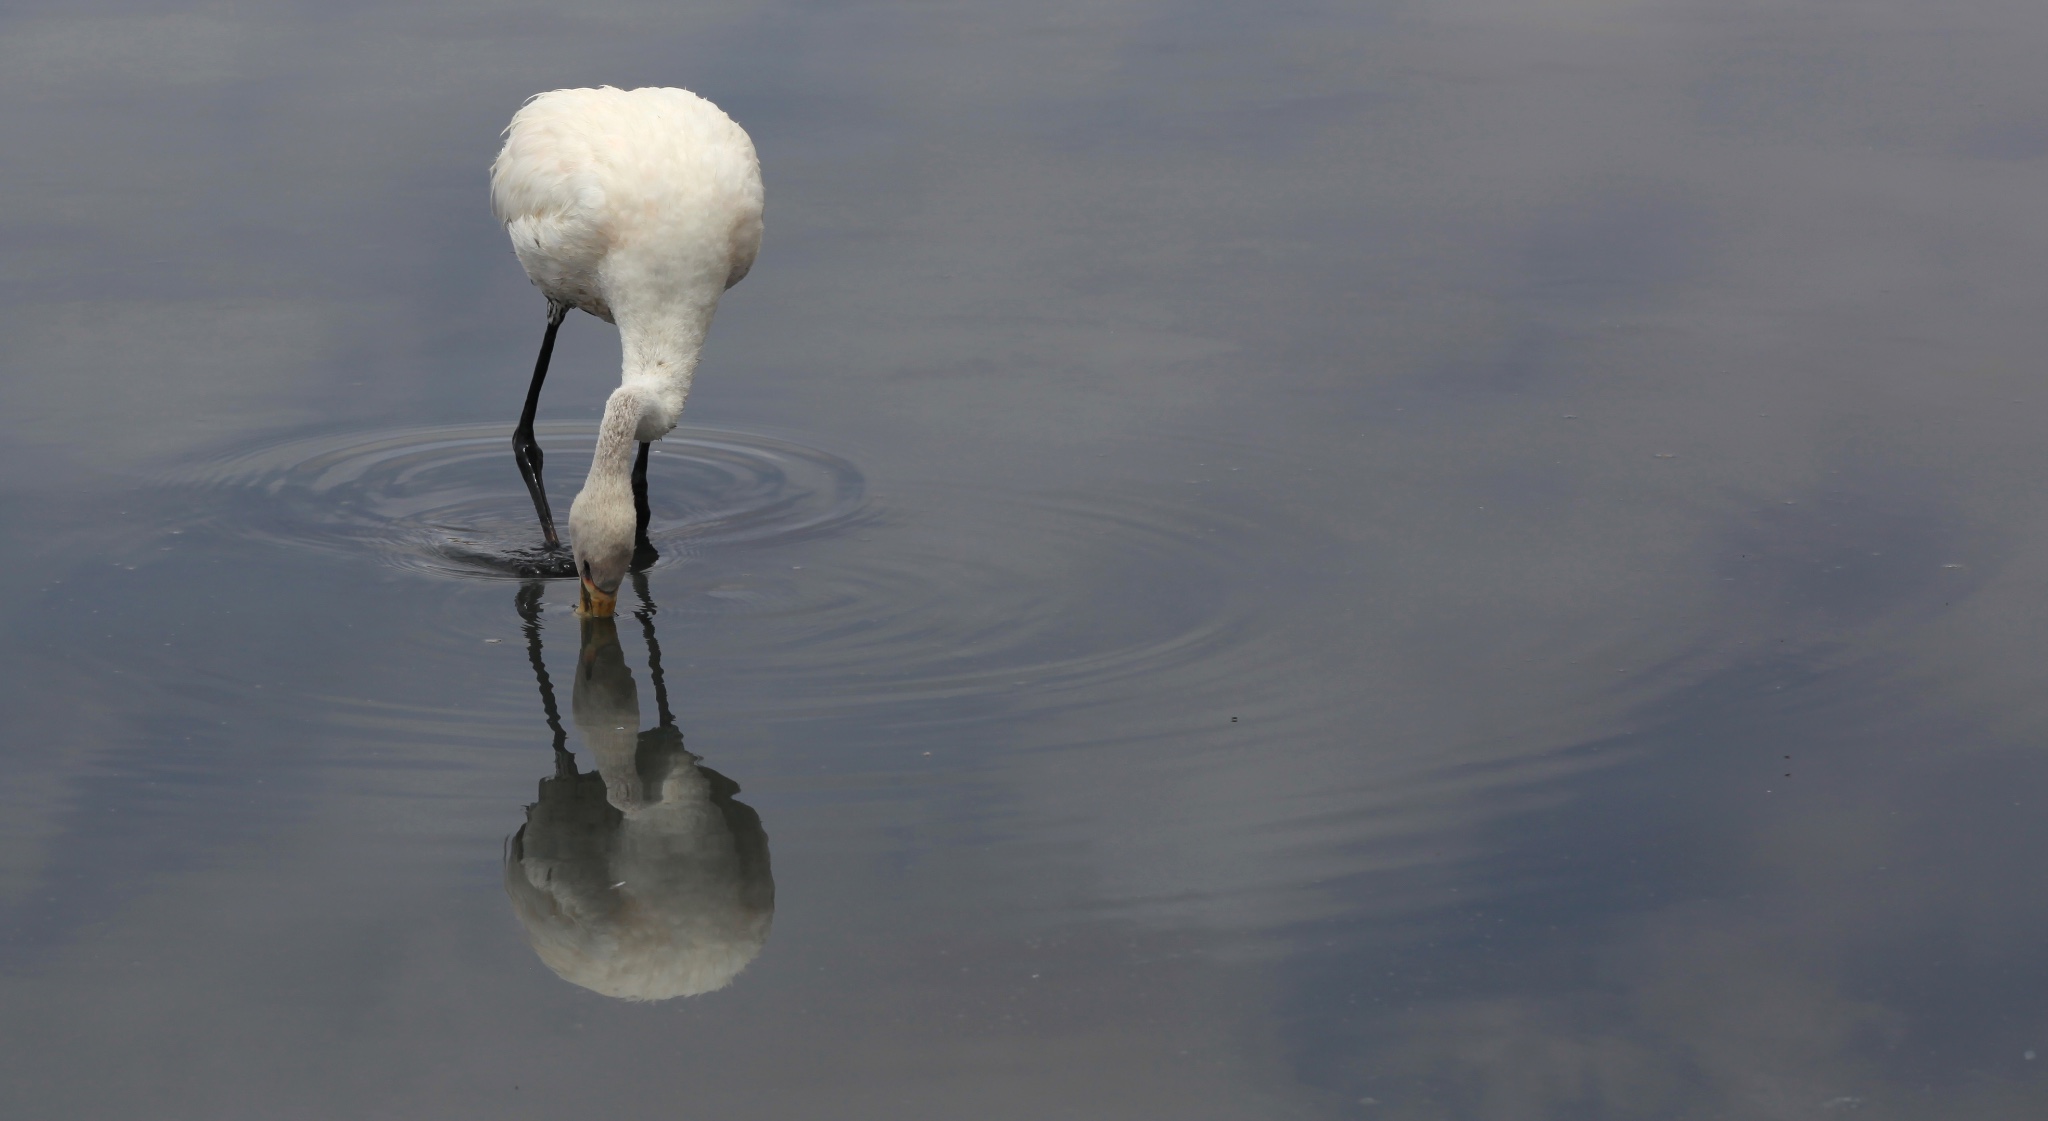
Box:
[6,1,2048,1117]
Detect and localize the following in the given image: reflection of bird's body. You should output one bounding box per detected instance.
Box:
[491,86,765,615]
[505,601,773,1001]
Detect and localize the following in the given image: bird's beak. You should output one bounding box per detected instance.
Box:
[579,578,617,617]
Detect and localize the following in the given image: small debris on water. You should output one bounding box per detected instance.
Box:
[1654,452,1677,459]
[484,638,501,644]
[1943,563,1964,569]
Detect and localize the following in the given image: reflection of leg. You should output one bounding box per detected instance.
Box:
[631,571,675,729]
[516,580,571,763]
[512,300,570,549]
[631,439,660,567]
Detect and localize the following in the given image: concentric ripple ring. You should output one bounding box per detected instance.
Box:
[171,421,869,579]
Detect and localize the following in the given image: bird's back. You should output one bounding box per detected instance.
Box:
[491,87,764,322]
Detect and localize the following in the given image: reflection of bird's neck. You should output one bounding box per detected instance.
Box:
[635,733,710,806]
[571,615,644,808]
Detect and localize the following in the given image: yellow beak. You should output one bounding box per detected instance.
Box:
[579,578,618,617]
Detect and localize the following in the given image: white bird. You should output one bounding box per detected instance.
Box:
[491,86,765,616]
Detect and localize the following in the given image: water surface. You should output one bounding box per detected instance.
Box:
[5,1,2048,1118]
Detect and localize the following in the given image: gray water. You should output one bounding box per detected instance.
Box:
[5,1,2048,1117]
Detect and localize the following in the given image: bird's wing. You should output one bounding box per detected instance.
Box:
[491,93,618,315]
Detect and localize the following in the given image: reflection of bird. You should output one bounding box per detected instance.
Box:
[491,86,766,616]
[504,578,774,1000]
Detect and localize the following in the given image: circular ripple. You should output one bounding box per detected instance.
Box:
[478,479,1327,715]
[172,421,868,579]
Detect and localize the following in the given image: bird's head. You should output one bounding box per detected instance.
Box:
[569,385,659,617]
[569,491,634,617]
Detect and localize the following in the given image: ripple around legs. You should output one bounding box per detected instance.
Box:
[170,421,871,579]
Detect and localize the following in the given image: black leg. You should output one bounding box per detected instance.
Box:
[513,300,569,550]
[631,439,660,567]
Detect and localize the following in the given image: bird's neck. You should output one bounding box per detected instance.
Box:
[610,272,725,440]
[587,386,649,489]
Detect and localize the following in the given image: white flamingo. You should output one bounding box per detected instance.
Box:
[491,86,764,615]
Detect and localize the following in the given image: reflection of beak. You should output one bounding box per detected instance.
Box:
[579,578,617,617]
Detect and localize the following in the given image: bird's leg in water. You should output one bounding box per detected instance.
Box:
[631,439,660,567]
[513,300,570,550]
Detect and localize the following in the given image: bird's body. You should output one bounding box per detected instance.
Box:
[491,87,764,612]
